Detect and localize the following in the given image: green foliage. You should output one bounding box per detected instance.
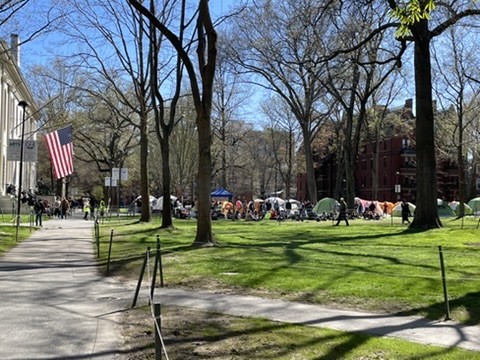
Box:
[389,0,436,37]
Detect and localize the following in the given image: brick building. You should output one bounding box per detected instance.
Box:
[297,99,462,203]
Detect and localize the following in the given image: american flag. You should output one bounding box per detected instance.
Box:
[44,125,73,180]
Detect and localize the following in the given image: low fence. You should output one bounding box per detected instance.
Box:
[95,223,168,359]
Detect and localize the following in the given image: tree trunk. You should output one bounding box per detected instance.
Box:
[193,111,215,246]
[372,139,379,200]
[410,20,441,228]
[139,114,151,222]
[161,135,173,228]
[301,124,318,203]
[457,113,465,217]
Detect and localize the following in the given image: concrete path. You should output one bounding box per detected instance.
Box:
[0,215,132,360]
[156,287,480,352]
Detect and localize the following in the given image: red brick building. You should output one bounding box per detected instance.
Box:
[297,99,461,203]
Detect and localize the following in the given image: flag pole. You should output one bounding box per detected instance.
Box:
[15,101,28,242]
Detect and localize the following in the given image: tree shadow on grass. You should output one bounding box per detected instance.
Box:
[162,307,466,360]
[395,290,480,326]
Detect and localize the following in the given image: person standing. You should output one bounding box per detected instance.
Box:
[34,198,44,227]
[53,196,61,218]
[83,199,90,220]
[89,196,96,219]
[60,197,70,219]
[401,199,411,225]
[99,198,106,217]
[335,197,349,226]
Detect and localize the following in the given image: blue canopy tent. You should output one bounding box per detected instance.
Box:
[210,187,234,199]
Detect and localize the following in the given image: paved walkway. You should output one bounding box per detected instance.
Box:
[156,288,480,352]
[0,215,133,360]
[1,215,479,359]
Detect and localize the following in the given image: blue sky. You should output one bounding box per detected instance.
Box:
[21,0,238,67]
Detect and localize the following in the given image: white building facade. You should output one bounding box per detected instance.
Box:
[0,35,39,206]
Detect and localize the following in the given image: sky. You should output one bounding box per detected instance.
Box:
[20,0,238,68]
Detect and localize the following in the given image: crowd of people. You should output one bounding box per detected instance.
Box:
[210,198,333,222]
[5,182,109,227]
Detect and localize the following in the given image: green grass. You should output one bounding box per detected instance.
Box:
[0,214,39,254]
[99,215,480,325]
[129,305,480,359]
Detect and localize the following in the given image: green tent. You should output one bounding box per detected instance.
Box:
[313,197,338,214]
[436,199,455,217]
[467,197,480,215]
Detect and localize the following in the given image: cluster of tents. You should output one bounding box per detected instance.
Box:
[313,196,480,217]
[138,187,480,218]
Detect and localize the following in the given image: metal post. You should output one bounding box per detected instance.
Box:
[154,303,162,360]
[95,218,100,258]
[15,101,28,242]
[150,236,160,302]
[438,246,451,321]
[158,234,164,287]
[106,229,114,276]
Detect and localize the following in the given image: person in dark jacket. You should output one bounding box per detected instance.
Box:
[335,197,349,226]
[401,199,411,224]
[34,198,45,227]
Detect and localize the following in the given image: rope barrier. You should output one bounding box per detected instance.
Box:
[152,244,480,282]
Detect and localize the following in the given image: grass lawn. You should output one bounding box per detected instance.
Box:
[122,305,480,359]
[2,213,479,358]
[0,214,39,254]
[99,215,480,325]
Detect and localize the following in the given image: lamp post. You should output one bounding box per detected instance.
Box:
[395,171,400,201]
[15,100,28,242]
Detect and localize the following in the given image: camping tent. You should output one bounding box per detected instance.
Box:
[131,195,157,213]
[355,198,385,215]
[211,187,233,199]
[392,202,416,217]
[153,195,178,211]
[313,197,338,214]
[133,195,157,206]
[264,197,285,206]
[449,201,473,215]
[287,199,301,210]
[467,197,480,215]
[437,198,455,217]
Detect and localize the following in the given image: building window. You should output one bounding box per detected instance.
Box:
[384,157,387,167]
[384,140,387,150]
[383,173,387,185]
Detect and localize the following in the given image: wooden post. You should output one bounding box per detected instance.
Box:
[132,247,150,308]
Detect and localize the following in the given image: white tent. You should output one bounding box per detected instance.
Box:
[264,197,285,206]
[134,195,157,206]
[153,195,178,211]
[287,199,301,210]
[392,202,416,217]
[449,201,473,215]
